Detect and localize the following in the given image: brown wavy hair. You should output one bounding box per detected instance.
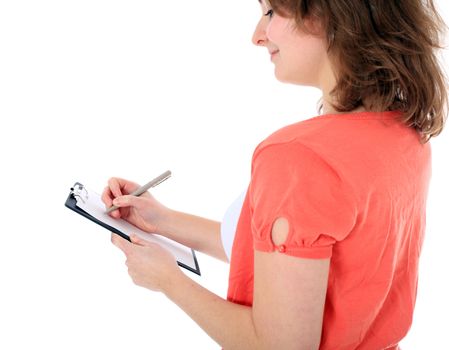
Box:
[267,0,449,143]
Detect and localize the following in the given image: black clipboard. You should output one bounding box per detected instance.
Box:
[65,182,201,276]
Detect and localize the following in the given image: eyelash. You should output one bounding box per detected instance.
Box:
[264,9,274,18]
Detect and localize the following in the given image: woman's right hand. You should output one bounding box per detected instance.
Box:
[101,177,170,234]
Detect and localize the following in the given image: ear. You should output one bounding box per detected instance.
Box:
[302,14,326,38]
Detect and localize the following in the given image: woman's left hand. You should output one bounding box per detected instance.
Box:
[111,233,181,292]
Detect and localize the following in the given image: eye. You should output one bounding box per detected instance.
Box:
[263,9,274,18]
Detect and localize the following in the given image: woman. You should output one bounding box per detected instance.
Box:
[102,0,448,348]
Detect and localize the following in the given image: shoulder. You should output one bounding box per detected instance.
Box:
[251,132,344,184]
[253,117,323,151]
[251,113,387,180]
[252,115,354,164]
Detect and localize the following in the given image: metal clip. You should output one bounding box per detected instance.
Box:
[70,183,89,204]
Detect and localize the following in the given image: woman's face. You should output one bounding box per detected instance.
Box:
[252,0,333,89]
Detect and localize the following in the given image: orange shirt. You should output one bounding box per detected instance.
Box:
[227,110,431,349]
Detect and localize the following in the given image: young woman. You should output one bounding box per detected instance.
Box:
[102,0,448,348]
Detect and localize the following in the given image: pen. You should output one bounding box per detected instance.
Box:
[105,170,172,214]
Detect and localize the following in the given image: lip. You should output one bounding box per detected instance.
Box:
[270,50,279,57]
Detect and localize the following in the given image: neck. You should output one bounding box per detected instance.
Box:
[321,98,366,115]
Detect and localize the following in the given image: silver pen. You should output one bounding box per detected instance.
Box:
[105,170,172,214]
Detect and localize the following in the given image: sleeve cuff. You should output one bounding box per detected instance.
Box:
[254,240,333,259]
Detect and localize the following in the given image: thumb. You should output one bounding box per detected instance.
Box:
[113,195,147,210]
[130,233,152,247]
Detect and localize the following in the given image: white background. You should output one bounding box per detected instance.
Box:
[0,1,448,349]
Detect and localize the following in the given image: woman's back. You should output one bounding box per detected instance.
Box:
[228,109,431,349]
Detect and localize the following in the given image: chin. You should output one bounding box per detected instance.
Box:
[275,70,316,87]
[274,73,297,85]
[273,69,290,83]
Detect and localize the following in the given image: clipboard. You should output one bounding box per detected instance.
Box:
[65,182,201,276]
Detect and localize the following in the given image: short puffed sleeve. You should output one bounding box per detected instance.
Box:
[249,142,358,259]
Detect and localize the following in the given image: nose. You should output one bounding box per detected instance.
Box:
[252,19,268,47]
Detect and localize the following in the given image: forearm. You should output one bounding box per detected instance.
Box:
[164,271,259,349]
[159,209,228,262]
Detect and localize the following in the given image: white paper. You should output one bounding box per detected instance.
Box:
[75,186,197,271]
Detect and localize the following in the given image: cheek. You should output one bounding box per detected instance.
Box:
[274,37,327,85]
[266,17,290,44]
[284,31,325,63]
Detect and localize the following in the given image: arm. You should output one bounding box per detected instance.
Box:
[165,216,329,349]
[102,177,228,262]
[160,209,228,263]
[115,216,329,349]
[164,272,258,349]
[164,251,329,350]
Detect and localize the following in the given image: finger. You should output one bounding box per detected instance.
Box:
[108,178,130,219]
[109,177,141,196]
[108,177,124,199]
[121,180,141,195]
[112,195,147,210]
[111,233,132,254]
[101,186,113,207]
[130,233,152,247]
[102,186,121,218]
